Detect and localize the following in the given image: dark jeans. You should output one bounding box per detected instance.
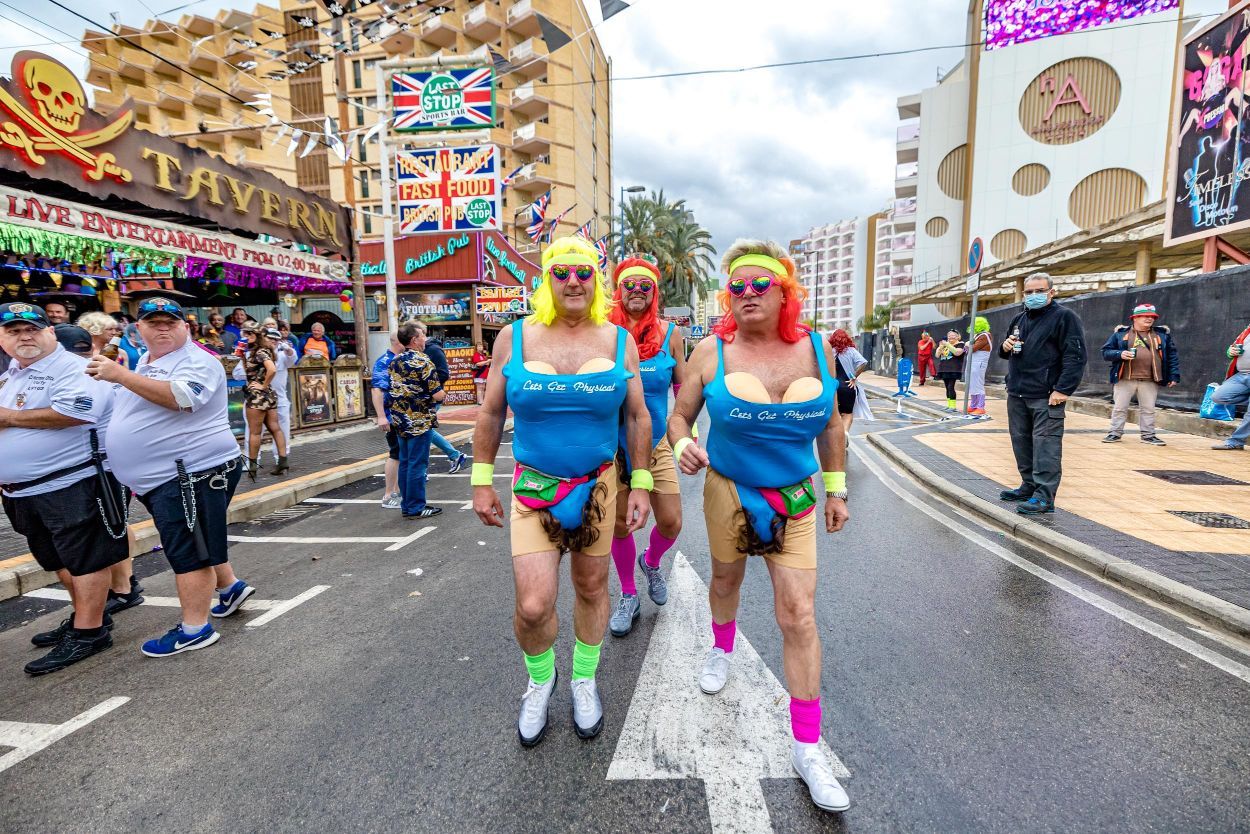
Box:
[1006,395,1066,505]
[398,431,433,515]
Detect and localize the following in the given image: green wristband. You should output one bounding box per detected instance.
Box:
[471,462,495,486]
[822,471,846,494]
[630,469,654,491]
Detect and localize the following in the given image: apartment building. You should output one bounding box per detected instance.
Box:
[81,0,612,250]
[794,218,870,333]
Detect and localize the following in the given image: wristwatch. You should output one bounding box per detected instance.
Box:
[829,490,848,501]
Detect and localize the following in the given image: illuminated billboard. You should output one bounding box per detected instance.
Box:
[984,0,1178,51]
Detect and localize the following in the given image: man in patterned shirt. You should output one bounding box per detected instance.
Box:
[389,320,445,519]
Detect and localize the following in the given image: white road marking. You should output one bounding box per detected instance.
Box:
[245,585,330,628]
[0,697,129,775]
[23,588,280,611]
[428,473,510,479]
[855,445,1250,685]
[608,551,848,833]
[385,525,437,552]
[407,568,424,576]
[302,498,471,507]
[228,535,402,544]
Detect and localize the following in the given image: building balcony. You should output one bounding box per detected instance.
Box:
[896,120,919,164]
[183,15,216,38]
[508,37,547,78]
[893,197,917,217]
[188,45,220,74]
[890,249,914,267]
[464,2,504,41]
[897,91,920,120]
[510,160,554,192]
[507,0,541,37]
[219,9,253,31]
[512,120,552,154]
[155,82,190,115]
[191,81,223,110]
[119,47,155,82]
[229,74,266,100]
[86,54,120,91]
[895,162,918,198]
[421,11,461,47]
[381,28,416,54]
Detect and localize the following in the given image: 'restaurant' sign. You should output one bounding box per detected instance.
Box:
[0,51,351,254]
[0,185,343,280]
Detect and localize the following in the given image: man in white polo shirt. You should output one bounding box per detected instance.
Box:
[0,303,129,675]
[88,297,256,658]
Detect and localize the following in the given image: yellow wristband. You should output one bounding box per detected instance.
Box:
[470,462,495,486]
[673,437,694,460]
[630,469,654,491]
[822,471,846,494]
[691,422,699,439]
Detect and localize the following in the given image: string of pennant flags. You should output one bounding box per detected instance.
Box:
[234,0,632,162]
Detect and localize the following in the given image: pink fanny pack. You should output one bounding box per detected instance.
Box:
[512,462,612,511]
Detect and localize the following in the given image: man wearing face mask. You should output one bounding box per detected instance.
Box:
[998,273,1087,515]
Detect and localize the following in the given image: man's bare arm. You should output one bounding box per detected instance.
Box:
[0,407,87,430]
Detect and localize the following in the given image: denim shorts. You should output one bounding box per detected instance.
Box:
[140,461,242,575]
[2,474,130,576]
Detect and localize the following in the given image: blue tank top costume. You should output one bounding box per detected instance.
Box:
[503,319,632,532]
[704,330,838,546]
[618,323,677,470]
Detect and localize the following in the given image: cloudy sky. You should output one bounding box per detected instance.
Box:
[0,0,1233,257]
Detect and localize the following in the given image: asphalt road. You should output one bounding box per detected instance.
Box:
[2,416,1250,834]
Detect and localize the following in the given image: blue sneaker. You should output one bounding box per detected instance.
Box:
[210,580,256,618]
[449,452,468,474]
[1016,497,1054,515]
[141,623,220,658]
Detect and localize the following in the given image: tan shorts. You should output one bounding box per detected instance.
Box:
[510,462,620,557]
[650,438,680,495]
[703,467,817,570]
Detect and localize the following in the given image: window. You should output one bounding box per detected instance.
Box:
[358,170,370,199]
[357,134,367,161]
[362,212,373,235]
[352,60,362,88]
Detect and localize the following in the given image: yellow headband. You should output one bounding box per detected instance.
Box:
[546,253,598,272]
[728,253,787,277]
[617,266,658,284]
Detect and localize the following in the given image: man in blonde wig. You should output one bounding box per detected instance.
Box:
[472,236,653,746]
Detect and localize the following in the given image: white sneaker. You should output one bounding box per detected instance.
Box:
[698,647,731,694]
[518,671,557,747]
[570,677,604,739]
[792,743,850,813]
[381,492,401,509]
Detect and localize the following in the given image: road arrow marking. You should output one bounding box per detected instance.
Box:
[607,551,849,833]
[0,697,129,775]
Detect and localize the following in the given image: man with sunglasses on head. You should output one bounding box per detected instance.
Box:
[669,239,851,814]
[0,303,128,675]
[87,297,256,658]
[473,236,652,747]
[605,254,687,637]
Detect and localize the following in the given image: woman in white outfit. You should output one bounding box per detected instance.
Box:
[828,329,874,437]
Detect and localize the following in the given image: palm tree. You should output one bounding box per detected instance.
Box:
[617,190,716,310]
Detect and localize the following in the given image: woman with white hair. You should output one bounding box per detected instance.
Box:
[77,311,129,369]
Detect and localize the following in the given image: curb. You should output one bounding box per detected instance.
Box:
[865,429,1250,638]
[0,424,479,603]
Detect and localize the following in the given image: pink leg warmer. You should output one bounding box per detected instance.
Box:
[611,536,637,596]
[789,696,822,744]
[645,528,677,568]
[711,619,736,654]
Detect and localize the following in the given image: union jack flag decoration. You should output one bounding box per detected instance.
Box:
[501,165,525,194]
[574,220,593,240]
[594,235,610,270]
[526,191,551,242]
[543,204,577,244]
[392,67,496,133]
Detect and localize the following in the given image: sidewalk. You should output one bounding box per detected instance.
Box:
[0,405,482,600]
[861,374,1250,635]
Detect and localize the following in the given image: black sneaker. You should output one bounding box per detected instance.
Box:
[999,486,1034,502]
[1141,435,1167,446]
[104,587,145,616]
[32,612,114,648]
[404,506,444,519]
[25,629,113,676]
[1101,433,1121,443]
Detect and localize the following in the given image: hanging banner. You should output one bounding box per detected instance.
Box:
[396,144,501,234]
[983,1,1177,51]
[391,67,496,133]
[1165,3,1250,246]
[475,285,528,315]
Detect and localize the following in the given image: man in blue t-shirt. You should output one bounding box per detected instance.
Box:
[371,333,403,509]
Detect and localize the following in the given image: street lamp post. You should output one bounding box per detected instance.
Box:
[619,184,645,262]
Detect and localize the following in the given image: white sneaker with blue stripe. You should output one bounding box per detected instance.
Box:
[141,623,220,658]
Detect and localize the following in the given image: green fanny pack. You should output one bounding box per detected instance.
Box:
[761,478,818,519]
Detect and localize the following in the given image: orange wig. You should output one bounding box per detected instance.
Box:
[609,256,664,360]
[711,252,809,344]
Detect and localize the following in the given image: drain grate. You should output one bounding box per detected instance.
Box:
[1168,510,1250,529]
[246,505,318,529]
[1139,470,1249,487]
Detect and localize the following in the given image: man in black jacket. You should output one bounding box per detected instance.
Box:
[997,273,1087,515]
